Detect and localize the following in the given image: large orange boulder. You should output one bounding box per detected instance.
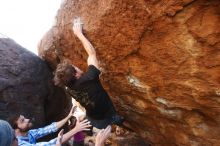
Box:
[39,0,220,145]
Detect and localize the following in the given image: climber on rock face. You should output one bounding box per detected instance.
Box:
[53,17,124,129]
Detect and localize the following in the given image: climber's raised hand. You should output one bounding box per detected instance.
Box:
[73,17,83,36]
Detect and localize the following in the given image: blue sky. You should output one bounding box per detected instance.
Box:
[0,0,61,54]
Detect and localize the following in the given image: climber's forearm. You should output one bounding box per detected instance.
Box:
[73,18,99,68]
[75,32,96,56]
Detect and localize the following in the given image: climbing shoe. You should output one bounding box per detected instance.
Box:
[111,114,125,126]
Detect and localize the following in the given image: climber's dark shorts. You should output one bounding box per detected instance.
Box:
[86,106,116,129]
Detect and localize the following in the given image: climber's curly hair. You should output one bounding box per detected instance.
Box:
[53,62,76,87]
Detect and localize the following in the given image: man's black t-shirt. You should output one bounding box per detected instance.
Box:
[68,65,115,119]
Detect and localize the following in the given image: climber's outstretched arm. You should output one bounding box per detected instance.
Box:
[73,18,99,69]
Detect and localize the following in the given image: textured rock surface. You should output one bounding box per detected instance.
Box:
[39,0,220,145]
[0,38,71,127]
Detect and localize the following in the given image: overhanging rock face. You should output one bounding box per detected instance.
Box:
[38,0,220,145]
[0,38,71,127]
